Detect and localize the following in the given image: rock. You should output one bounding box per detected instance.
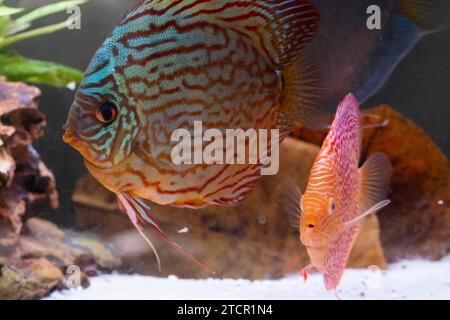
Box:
[68,236,119,271]
[26,218,65,242]
[0,218,121,299]
[0,77,57,247]
[293,106,450,261]
[73,137,386,279]
[0,260,62,300]
[0,78,121,299]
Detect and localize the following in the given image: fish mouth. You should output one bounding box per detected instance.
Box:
[63,127,134,172]
[63,128,82,149]
[301,233,329,249]
[304,245,328,269]
[63,128,91,158]
[305,244,328,250]
[63,128,76,144]
[63,128,112,169]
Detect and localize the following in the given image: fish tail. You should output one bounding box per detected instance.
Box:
[117,193,215,275]
[397,0,450,30]
[278,44,332,131]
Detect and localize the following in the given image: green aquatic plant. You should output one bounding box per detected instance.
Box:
[0,0,88,88]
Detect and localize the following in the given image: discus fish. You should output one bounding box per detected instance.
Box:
[285,94,392,290]
[310,0,450,111]
[63,0,326,272]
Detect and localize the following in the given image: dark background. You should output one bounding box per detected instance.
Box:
[9,0,450,224]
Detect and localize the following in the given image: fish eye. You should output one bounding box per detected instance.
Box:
[96,102,118,124]
[307,224,315,228]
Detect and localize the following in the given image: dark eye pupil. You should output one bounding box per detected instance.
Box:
[308,224,315,228]
[98,103,117,123]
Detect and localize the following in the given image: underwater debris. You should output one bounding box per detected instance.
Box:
[293,105,450,261]
[177,227,189,234]
[0,77,120,300]
[72,137,386,280]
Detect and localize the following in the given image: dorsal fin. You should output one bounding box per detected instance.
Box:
[153,0,320,68]
[358,152,392,213]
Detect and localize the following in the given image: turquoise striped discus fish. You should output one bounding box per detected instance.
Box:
[63,0,326,272]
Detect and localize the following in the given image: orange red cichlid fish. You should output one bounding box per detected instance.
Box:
[286,93,392,290]
[63,0,327,272]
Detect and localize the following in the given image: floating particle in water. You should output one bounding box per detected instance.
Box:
[177,227,189,234]
[66,81,77,91]
[437,200,444,205]
[257,213,267,225]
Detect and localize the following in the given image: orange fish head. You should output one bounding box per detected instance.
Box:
[300,214,330,246]
[299,210,333,270]
[63,84,139,171]
[299,195,337,249]
[63,36,146,170]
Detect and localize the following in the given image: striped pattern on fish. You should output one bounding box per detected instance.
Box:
[286,94,392,290]
[64,0,325,271]
[66,0,321,208]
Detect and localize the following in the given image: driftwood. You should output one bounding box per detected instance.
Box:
[0,77,120,299]
[73,137,386,279]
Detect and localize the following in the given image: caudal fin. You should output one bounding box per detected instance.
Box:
[397,0,450,30]
[116,193,215,275]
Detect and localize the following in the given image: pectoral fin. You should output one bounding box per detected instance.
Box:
[279,178,303,230]
[358,152,392,213]
[344,153,392,228]
[344,199,391,228]
[116,192,215,275]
